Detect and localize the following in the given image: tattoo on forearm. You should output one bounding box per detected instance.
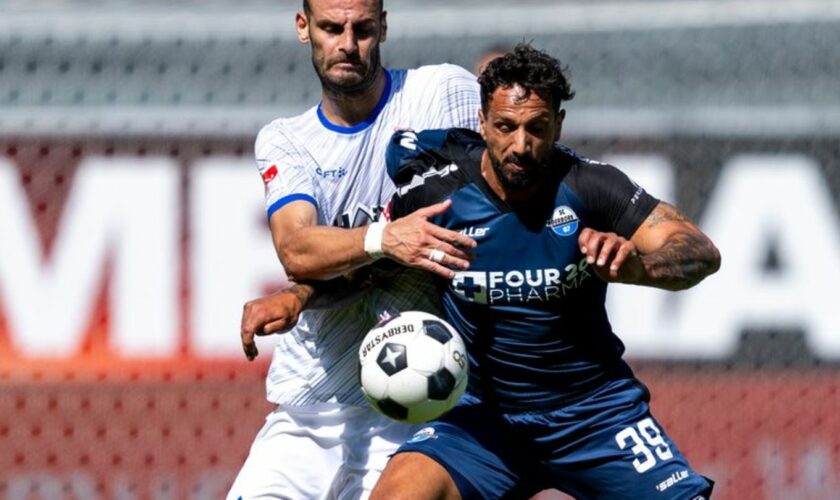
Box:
[645,202,689,229]
[641,232,720,290]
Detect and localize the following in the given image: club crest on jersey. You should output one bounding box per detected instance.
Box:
[407,427,438,443]
[547,205,579,237]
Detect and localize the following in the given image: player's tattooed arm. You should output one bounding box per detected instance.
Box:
[644,202,689,226]
[579,202,720,291]
[634,202,721,290]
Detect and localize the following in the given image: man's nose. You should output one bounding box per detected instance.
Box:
[511,129,531,154]
[338,28,358,53]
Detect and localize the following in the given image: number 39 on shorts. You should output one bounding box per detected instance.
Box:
[615,418,674,473]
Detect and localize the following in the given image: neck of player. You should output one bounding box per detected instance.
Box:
[320,68,388,127]
[480,150,544,206]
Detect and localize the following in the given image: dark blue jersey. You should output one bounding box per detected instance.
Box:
[386,129,659,412]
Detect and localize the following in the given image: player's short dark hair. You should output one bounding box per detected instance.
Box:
[303,0,384,16]
[478,43,575,113]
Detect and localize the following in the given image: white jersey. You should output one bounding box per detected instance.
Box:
[256,64,480,406]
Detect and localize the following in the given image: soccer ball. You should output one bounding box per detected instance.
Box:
[358,311,468,423]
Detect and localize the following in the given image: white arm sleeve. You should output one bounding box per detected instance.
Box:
[255,123,318,218]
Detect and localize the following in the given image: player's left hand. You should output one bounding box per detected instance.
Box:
[381,199,476,279]
[240,290,305,361]
[578,228,645,283]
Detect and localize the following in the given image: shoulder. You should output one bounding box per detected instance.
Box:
[386,128,482,181]
[559,145,658,234]
[561,145,628,188]
[403,63,475,86]
[256,119,291,147]
[385,129,480,217]
[255,109,318,153]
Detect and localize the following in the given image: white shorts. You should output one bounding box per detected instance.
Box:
[227,403,416,500]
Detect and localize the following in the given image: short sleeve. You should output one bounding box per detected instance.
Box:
[570,160,660,238]
[383,183,420,222]
[254,123,318,218]
[384,129,458,221]
[382,167,417,222]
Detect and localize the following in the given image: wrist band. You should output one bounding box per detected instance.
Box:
[364,220,386,260]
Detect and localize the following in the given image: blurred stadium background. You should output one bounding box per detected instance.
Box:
[1,0,839,498]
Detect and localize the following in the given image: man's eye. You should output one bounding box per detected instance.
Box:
[355,26,375,37]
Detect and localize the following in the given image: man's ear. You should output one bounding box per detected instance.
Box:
[554,108,566,141]
[296,11,310,44]
[380,11,388,43]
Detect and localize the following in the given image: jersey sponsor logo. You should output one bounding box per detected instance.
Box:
[407,427,438,443]
[655,469,689,492]
[547,205,579,237]
[451,258,592,305]
[315,166,347,179]
[261,164,278,184]
[459,226,489,238]
[395,163,459,197]
[452,271,488,304]
[333,203,386,228]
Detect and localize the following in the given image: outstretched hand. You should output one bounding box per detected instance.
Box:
[240,290,305,361]
[382,199,476,279]
[578,228,645,283]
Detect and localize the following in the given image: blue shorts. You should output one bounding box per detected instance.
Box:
[397,378,714,499]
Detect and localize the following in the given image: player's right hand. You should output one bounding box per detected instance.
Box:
[240,290,305,361]
[578,228,645,284]
[381,199,477,279]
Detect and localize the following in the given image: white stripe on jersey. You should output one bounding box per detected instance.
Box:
[255,64,480,406]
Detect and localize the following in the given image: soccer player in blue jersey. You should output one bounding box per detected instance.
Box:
[244,43,720,498]
[367,43,720,499]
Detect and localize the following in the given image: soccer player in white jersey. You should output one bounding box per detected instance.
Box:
[226,0,480,498]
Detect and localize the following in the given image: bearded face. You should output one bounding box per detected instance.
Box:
[299,0,386,96]
[480,85,563,192]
